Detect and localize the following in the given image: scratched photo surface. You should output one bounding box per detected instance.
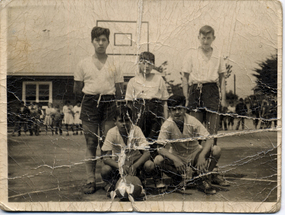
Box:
[1,0,281,212]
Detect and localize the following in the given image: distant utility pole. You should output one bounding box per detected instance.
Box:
[234,74,236,95]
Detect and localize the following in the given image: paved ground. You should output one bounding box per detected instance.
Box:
[7,119,278,202]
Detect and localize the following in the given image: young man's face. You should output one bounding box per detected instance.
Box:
[116,116,132,135]
[92,35,109,54]
[139,60,154,75]
[169,106,186,122]
[198,33,215,50]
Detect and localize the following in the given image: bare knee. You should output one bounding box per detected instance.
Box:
[85,136,98,151]
[101,165,113,178]
[154,155,164,166]
[212,145,221,158]
[144,160,155,173]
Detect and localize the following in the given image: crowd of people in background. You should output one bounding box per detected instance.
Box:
[12,100,83,136]
[219,97,277,131]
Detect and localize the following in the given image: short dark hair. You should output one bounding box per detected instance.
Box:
[199,25,215,36]
[139,52,155,64]
[167,95,186,109]
[114,105,132,122]
[91,27,110,42]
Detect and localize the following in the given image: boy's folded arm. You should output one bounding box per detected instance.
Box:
[133,151,150,169]
[199,140,212,158]
[103,151,119,169]
[157,147,180,164]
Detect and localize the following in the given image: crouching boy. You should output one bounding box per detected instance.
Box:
[155,95,229,194]
[101,105,155,196]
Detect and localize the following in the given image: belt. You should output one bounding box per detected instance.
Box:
[83,94,115,107]
[133,98,163,105]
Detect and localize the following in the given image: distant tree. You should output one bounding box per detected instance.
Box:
[226,90,238,101]
[252,54,277,95]
[225,63,233,79]
[154,61,183,95]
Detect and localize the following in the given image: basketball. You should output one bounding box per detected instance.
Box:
[115,175,143,200]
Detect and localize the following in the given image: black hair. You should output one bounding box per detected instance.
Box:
[167,95,186,109]
[91,27,110,42]
[139,52,155,64]
[114,105,132,122]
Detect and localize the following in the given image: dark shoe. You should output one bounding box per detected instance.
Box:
[104,183,115,198]
[83,182,96,194]
[104,183,115,193]
[197,178,216,195]
[211,175,230,187]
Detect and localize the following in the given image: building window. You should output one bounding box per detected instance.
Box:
[22,81,52,105]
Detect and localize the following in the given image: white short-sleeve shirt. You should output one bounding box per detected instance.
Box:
[182,47,226,85]
[102,125,149,162]
[125,73,169,101]
[74,56,123,95]
[158,113,210,158]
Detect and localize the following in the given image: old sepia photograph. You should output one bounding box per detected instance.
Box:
[0,0,282,212]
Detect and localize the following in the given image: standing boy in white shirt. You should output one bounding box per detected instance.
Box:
[182,25,226,146]
[125,52,169,142]
[74,27,123,194]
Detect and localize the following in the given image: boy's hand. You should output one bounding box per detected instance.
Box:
[173,158,185,174]
[122,165,129,175]
[128,164,137,176]
[196,155,207,173]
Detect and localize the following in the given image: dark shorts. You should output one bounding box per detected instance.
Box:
[80,94,116,123]
[188,83,220,112]
[131,98,164,140]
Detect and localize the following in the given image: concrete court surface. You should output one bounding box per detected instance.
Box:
[7,119,278,203]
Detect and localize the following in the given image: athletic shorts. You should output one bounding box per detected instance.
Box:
[188,83,220,112]
[80,94,116,123]
[131,98,164,139]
